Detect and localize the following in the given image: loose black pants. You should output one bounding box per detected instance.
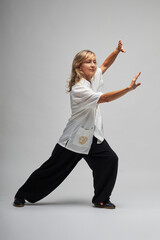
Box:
[15,136,118,204]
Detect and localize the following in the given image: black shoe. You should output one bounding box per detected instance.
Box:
[13,198,25,207]
[94,200,116,209]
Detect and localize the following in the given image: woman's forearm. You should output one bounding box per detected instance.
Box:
[100,41,126,74]
[98,72,141,104]
[98,86,131,104]
[102,48,120,70]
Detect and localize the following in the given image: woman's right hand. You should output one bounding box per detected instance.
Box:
[128,72,141,91]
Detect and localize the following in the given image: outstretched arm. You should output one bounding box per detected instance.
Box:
[97,72,141,104]
[100,40,126,74]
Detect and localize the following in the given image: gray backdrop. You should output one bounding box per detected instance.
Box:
[1,0,160,239]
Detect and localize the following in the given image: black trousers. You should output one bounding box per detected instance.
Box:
[15,136,118,204]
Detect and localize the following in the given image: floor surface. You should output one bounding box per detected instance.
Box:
[0,172,160,240]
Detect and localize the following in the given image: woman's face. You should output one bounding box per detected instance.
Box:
[80,56,97,81]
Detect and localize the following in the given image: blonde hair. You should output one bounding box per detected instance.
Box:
[66,50,96,92]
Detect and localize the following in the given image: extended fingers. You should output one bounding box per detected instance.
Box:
[133,72,141,81]
[135,72,141,80]
[118,40,126,52]
[137,72,141,77]
[118,40,122,48]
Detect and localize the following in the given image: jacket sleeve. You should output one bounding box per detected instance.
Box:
[71,84,103,109]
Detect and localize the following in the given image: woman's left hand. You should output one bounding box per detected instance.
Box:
[117,40,126,53]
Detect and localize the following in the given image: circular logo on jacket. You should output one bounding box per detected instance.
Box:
[79,136,88,145]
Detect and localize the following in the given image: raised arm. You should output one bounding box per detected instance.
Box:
[97,72,141,104]
[100,40,126,74]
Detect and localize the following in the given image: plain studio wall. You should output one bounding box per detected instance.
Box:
[0,0,160,201]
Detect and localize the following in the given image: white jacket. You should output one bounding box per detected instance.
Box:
[58,68,104,154]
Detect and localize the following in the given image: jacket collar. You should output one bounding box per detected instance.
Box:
[79,78,91,88]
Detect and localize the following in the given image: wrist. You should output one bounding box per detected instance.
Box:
[115,47,120,54]
[127,86,132,92]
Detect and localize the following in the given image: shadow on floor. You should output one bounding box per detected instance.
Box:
[25,199,91,206]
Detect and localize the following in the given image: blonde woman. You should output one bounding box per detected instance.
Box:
[13,40,141,209]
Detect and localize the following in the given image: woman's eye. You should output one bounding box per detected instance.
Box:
[84,60,96,64]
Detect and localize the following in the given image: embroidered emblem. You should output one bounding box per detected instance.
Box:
[79,136,88,145]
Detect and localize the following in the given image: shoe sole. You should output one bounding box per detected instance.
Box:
[93,204,115,209]
[13,203,25,207]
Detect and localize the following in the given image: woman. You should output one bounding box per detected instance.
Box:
[13,40,141,209]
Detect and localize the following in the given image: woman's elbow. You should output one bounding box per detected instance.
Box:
[97,95,110,104]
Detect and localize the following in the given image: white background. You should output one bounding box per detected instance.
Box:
[1,0,160,239]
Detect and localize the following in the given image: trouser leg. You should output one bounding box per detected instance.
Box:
[83,137,118,204]
[15,143,83,203]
